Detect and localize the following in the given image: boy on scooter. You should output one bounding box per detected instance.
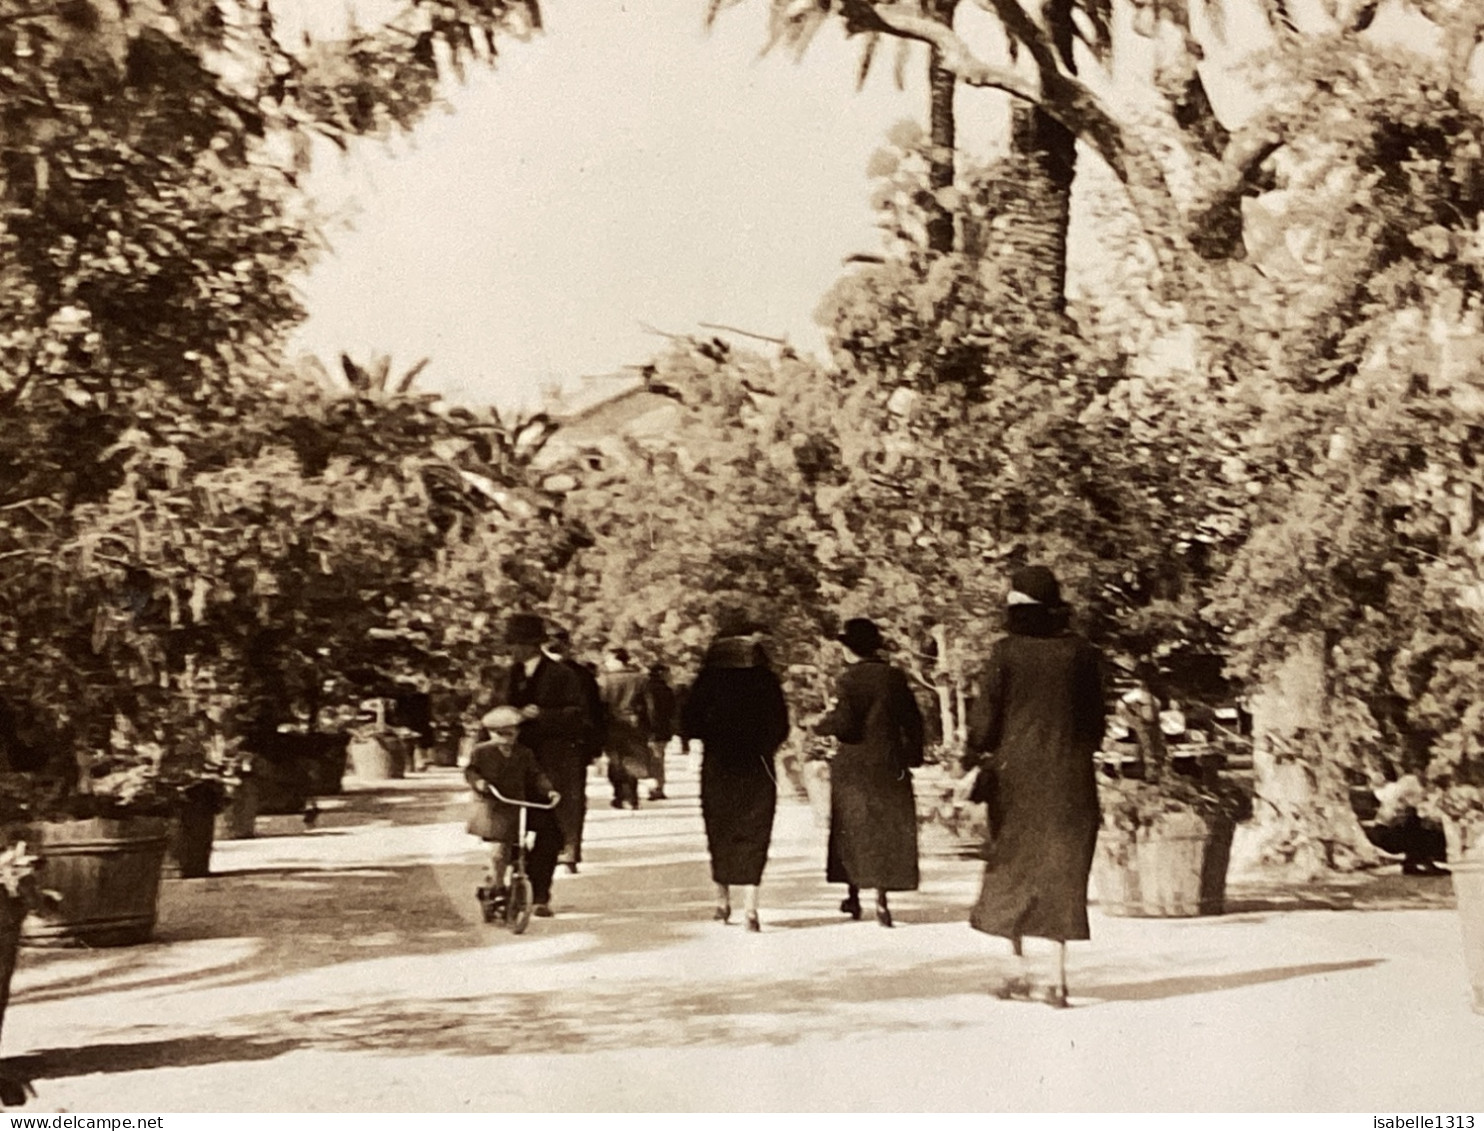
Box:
[466,706,556,903]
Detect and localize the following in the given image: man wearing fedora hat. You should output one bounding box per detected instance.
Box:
[815,617,925,927]
[495,612,589,916]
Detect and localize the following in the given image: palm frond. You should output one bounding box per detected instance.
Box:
[340,352,369,392]
[392,357,431,395]
[856,30,879,89]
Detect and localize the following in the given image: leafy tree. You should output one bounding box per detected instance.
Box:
[706,0,1484,871]
[0,0,554,804]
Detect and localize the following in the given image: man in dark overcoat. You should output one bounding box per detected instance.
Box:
[497,613,590,916]
[545,626,604,872]
[598,647,653,810]
[814,617,925,927]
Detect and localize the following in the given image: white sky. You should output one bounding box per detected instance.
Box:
[284,0,1445,411]
[288,0,975,410]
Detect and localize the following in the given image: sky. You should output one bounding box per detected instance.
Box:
[288,0,969,411]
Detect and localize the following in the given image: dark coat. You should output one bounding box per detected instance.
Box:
[567,659,607,765]
[965,612,1106,942]
[681,637,790,886]
[815,658,924,892]
[599,666,654,781]
[646,675,679,744]
[499,656,591,858]
[464,741,554,845]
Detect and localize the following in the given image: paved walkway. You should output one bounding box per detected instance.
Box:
[3,762,1481,1112]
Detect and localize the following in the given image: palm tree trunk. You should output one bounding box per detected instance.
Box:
[925,0,957,253]
[1006,0,1075,315]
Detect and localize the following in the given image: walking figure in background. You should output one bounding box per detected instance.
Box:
[548,626,605,872]
[498,613,589,917]
[681,618,790,932]
[598,646,653,810]
[465,706,556,916]
[965,566,1106,1008]
[814,618,925,928]
[645,662,678,801]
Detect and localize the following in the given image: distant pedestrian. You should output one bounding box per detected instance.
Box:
[496,613,589,917]
[965,565,1106,1007]
[598,647,654,810]
[680,620,790,932]
[814,618,925,928]
[645,662,679,801]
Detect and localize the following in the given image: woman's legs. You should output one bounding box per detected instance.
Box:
[742,883,761,931]
[875,888,893,928]
[996,935,1032,998]
[713,882,731,922]
[996,937,1070,1006]
[841,883,862,918]
[1046,941,1069,1007]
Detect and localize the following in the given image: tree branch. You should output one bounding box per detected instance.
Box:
[860,3,1186,256]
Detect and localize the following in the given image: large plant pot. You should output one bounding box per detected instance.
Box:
[1453,860,1484,1016]
[1093,809,1236,918]
[165,794,216,879]
[255,755,312,815]
[305,737,350,795]
[22,817,169,947]
[349,735,406,781]
[215,777,259,840]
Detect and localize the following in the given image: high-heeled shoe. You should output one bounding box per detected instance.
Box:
[875,897,893,928]
[713,904,731,923]
[994,975,1033,1000]
[839,896,862,920]
[1042,984,1069,1009]
[744,911,761,932]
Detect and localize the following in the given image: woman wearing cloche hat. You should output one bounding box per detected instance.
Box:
[814,617,926,927]
[964,565,1106,1007]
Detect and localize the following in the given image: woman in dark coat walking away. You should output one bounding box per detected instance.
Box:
[965,565,1106,1008]
[680,624,790,932]
[815,618,924,927]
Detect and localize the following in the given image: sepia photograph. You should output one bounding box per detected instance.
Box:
[0,0,1483,1115]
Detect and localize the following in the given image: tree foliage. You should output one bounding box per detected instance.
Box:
[0,0,560,813]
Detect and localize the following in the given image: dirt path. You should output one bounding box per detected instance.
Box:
[3,763,1481,1112]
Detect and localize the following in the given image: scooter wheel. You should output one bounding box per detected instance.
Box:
[508,876,534,934]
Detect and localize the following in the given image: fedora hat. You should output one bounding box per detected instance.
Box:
[504,612,547,645]
[1008,565,1065,608]
[836,617,886,657]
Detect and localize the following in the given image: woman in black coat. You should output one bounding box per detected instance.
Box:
[815,618,924,927]
[965,565,1106,1007]
[680,626,790,932]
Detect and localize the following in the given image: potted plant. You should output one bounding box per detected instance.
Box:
[346,701,414,782]
[164,736,244,877]
[20,718,244,945]
[1092,686,1253,918]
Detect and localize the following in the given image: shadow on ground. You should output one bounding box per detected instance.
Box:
[0,769,1413,1089]
[6,950,1388,1083]
[1224,872,1456,915]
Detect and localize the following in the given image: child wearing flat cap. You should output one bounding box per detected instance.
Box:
[465,705,557,900]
